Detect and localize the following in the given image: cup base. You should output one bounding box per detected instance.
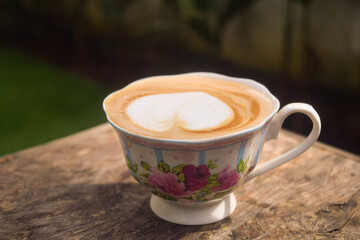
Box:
[150,193,237,225]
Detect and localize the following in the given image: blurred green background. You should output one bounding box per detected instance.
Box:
[0,0,359,155]
[0,48,107,155]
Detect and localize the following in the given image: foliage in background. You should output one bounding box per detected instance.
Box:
[0,0,358,154]
[144,0,256,56]
[1,0,358,90]
[0,48,107,155]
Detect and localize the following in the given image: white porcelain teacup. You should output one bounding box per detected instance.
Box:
[103,72,321,225]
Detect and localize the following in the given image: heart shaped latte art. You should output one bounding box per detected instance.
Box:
[126,92,234,132]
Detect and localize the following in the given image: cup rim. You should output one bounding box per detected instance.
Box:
[103,72,280,144]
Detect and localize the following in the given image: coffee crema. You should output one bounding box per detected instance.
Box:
[104,75,274,140]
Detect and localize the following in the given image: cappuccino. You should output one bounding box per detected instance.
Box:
[104,75,273,140]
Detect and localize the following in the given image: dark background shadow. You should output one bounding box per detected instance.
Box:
[0,0,358,154]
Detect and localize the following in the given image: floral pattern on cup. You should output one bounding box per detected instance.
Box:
[125,154,250,202]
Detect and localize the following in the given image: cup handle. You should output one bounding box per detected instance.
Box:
[244,103,321,182]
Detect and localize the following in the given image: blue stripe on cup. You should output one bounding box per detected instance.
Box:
[154,148,164,163]
[236,139,248,167]
[199,150,207,165]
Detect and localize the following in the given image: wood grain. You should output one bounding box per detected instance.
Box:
[0,124,359,239]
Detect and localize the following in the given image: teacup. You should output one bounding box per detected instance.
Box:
[103,72,321,225]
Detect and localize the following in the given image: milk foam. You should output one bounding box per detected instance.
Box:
[105,75,274,140]
[126,92,234,132]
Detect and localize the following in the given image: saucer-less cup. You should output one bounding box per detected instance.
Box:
[103,72,321,225]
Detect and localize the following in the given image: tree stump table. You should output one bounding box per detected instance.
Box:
[0,124,359,239]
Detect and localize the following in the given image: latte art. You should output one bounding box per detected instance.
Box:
[104,75,274,140]
[126,92,234,132]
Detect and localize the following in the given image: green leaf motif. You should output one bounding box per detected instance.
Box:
[245,155,250,165]
[171,163,187,175]
[207,181,221,187]
[237,160,244,173]
[125,155,131,165]
[165,195,178,201]
[132,164,138,173]
[141,161,151,171]
[237,156,250,174]
[209,163,218,169]
[158,160,170,173]
[207,159,218,169]
[152,189,177,202]
[194,186,213,202]
[182,196,193,200]
[207,173,221,187]
[202,185,210,193]
[140,173,149,179]
[178,173,185,182]
[125,155,138,173]
[214,192,227,199]
[214,190,232,199]
[126,162,132,169]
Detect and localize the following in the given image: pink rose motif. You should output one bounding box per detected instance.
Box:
[182,164,210,191]
[211,165,240,192]
[148,168,188,197]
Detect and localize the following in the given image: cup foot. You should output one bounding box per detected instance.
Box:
[150,193,237,225]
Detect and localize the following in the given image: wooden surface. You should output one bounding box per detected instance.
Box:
[0,123,359,240]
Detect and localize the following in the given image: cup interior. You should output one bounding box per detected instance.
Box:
[103,72,280,143]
